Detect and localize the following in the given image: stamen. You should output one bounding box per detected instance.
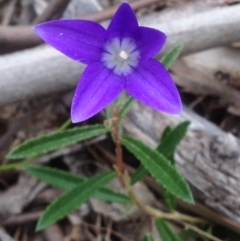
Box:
[119,50,128,60]
[102,37,140,76]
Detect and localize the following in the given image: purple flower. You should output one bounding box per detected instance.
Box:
[35,2,181,123]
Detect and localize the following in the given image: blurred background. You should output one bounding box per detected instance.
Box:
[1,0,240,240]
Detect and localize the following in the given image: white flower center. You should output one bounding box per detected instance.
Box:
[119,50,128,60]
[101,38,140,76]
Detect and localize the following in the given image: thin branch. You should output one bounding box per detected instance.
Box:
[0,0,165,54]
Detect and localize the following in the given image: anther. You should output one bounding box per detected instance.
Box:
[119,50,128,60]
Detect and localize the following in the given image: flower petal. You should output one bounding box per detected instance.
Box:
[71,63,125,123]
[107,3,138,38]
[136,27,167,61]
[34,20,106,64]
[126,59,181,114]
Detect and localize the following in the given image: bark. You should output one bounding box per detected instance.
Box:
[172,52,240,116]
[0,45,83,106]
[149,4,240,55]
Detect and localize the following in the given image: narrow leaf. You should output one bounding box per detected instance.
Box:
[122,137,193,203]
[131,164,148,185]
[131,127,173,185]
[8,124,108,159]
[36,171,116,231]
[157,123,190,209]
[26,166,130,204]
[156,121,190,158]
[141,233,155,241]
[0,157,33,171]
[159,126,176,209]
[161,43,184,69]
[160,126,172,143]
[162,187,176,211]
[119,97,136,119]
[156,218,181,241]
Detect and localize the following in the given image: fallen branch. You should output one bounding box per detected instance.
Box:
[151,4,240,55]
[1,4,240,106]
[0,0,165,54]
[172,54,240,116]
[122,103,240,224]
[0,0,72,54]
[0,26,41,54]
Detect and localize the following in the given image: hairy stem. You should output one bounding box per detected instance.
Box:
[111,105,125,187]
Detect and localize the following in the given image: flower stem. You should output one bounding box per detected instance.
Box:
[110,105,204,221]
[109,104,220,241]
[111,105,125,187]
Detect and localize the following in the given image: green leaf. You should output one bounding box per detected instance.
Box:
[131,122,190,206]
[7,124,108,159]
[162,187,176,211]
[156,218,180,241]
[131,164,148,185]
[161,126,172,143]
[122,137,193,203]
[93,186,131,204]
[119,97,136,119]
[161,43,184,69]
[157,123,190,209]
[141,233,155,241]
[156,121,190,159]
[131,127,173,185]
[36,171,116,231]
[0,157,34,171]
[158,126,176,209]
[26,166,130,204]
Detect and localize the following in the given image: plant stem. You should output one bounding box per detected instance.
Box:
[128,188,204,223]
[110,105,203,222]
[109,104,221,241]
[128,189,224,241]
[57,118,71,132]
[111,105,125,187]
